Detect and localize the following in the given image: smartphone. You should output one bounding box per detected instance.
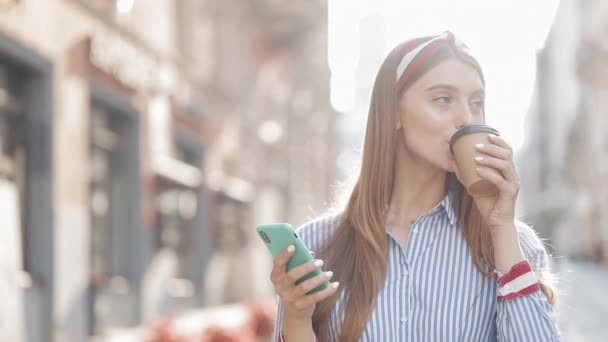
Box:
[257,223,330,294]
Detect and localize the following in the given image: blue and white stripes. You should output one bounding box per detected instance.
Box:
[273,194,560,341]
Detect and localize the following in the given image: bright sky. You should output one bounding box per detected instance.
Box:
[329,0,560,152]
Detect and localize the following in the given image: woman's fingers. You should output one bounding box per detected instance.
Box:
[474,155,509,171]
[488,134,513,153]
[293,270,334,297]
[292,281,340,310]
[271,249,332,295]
[279,259,326,299]
[281,264,338,306]
[474,139,519,182]
[476,167,518,196]
[474,155,517,182]
[475,142,511,161]
[286,259,325,285]
[269,246,338,312]
[270,245,295,285]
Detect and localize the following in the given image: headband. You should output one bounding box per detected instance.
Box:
[395,31,471,92]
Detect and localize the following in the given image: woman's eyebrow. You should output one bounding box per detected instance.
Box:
[471,89,486,97]
[426,84,485,97]
[425,84,458,92]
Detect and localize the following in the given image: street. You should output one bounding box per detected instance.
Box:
[555,259,608,341]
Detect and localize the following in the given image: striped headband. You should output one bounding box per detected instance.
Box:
[395,31,471,92]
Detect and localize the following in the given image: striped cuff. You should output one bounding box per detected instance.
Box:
[278,332,319,342]
[493,260,540,302]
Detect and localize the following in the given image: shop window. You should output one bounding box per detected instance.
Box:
[0,63,30,285]
[89,104,136,283]
[153,131,203,295]
[84,72,147,335]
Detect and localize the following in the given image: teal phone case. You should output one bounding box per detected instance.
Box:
[257,223,330,294]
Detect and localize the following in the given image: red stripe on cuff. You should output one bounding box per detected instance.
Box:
[497,283,541,302]
[496,260,533,286]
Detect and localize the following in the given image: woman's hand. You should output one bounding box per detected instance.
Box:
[270,245,339,322]
[454,134,519,232]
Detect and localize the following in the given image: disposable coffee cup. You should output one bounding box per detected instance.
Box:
[450,125,500,196]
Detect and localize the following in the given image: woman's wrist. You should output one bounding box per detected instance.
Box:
[283,307,313,324]
[487,220,516,236]
[281,310,315,342]
[490,222,526,274]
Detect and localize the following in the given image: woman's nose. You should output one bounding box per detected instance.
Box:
[455,104,475,129]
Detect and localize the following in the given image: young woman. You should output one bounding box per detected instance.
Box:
[269,31,560,341]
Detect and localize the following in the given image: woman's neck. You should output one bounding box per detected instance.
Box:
[386,146,448,228]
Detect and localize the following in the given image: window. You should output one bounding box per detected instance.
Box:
[153,130,203,289]
[88,102,135,334]
[89,103,138,281]
[86,76,146,333]
[0,63,28,279]
[90,107,119,285]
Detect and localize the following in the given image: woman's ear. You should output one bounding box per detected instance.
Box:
[396,99,405,130]
[396,111,403,130]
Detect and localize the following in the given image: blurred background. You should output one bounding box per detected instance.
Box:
[0,0,606,341]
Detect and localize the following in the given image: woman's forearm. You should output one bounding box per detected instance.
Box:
[281,309,316,342]
[490,223,526,273]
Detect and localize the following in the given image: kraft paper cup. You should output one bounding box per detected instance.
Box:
[450,125,501,197]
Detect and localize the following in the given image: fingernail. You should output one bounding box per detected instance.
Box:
[474,156,484,161]
[489,134,497,139]
[287,245,295,253]
[331,282,340,289]
[475,143,484,149]
[325,271,334,279]
[314,259,324,267]
[476,167,483,173]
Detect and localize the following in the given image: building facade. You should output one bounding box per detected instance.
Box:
[0,0,335,340]
[198,0,335,307]
[521,0,608,264]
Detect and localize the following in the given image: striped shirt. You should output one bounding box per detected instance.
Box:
[273,193,560,341]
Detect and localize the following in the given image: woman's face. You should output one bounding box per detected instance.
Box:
[397,58,485,173]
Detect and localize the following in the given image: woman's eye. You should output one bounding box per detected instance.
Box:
[434,96,451,104]
[470,99,484,107]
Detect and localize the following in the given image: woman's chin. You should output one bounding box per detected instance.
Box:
[445,159,458,173]
[445,158,464,181]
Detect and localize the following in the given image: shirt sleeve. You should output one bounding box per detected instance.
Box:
[272,216,336,342]
[272,297,284,342]
[495,221,561,341]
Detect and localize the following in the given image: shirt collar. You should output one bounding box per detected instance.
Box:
[385,192,458,232]
[440,191,458,227]
[417,192,458,227]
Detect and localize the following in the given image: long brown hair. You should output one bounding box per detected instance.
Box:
[313,38,556,341]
